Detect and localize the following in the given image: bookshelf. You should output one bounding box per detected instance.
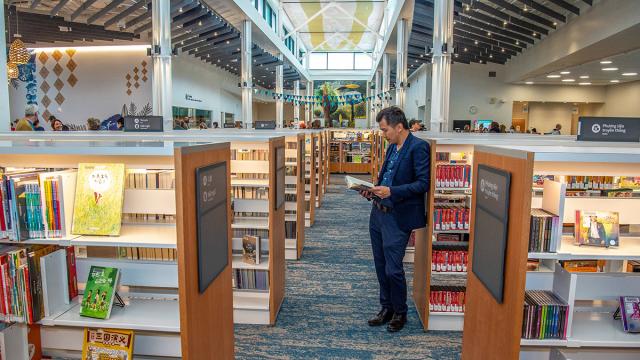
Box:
[329,129,374,174]
[0,139,234,359]
[314,131,324,207]
[323,129,331,187]
[304,133,318,227]
[461,144,640,360]
[284,134,306,260]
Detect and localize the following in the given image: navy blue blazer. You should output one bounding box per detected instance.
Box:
[376,133,430,232]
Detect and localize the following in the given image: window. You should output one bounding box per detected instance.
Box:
[354,53,373,70]
[309,53,327,69]
[263,1,275,29]
[283,27,295,53]
[253,0,259,11]
[327,53,354,70]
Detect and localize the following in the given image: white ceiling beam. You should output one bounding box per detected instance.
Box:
[333,3,383,40]
[283,2,336,40]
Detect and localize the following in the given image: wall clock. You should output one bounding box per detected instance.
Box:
[469,105,478,115]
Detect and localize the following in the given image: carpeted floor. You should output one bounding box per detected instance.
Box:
[235,175,462,359]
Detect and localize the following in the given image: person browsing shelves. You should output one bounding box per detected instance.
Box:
[359,106,430,332]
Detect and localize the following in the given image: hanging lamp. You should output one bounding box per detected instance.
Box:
[9,7,30,65]
[7,63,19,79]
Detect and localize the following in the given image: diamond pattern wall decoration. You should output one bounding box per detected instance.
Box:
[53,63,64,77]
[39,67,50,79]
[41,95,51,108]
[42,110,52,121]
[40,81,50,94]
[38,52,49,64]
[67,74,78,87]
[55,93,65,106]
[52,50,63,62]
[54,79,64,92]
[65,48,76,58]
[141,60,148,82]
[66,59,77,72]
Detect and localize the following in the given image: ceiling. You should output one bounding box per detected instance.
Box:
[282,0,385,52]
[521,48,640,85]
[407,0,595,76]
[4,0,303,89]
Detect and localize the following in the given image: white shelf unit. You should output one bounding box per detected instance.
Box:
[283,134,306,260]
[303,132,318,227]
[0,139,234,358]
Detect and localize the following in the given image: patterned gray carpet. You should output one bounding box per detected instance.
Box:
[235,175,462,359]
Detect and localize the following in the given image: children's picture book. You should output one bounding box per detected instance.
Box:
[574,210,619,247]
[242,235,260,265]
[619,296,640,333]
[82,328,134,360]
[80,266,120,319]
[72,163,125,236]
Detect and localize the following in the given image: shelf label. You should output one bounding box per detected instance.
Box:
[123,116,163,132]
[577,117,640,142]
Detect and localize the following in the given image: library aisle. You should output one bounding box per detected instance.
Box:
[235,175,462,359]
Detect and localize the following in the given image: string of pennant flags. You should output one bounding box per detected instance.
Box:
[251,88,394,106]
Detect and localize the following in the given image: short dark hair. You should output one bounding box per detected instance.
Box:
[409,119,421,127]
[376,106,409,129]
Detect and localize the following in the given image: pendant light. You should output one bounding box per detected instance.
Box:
[9,7,30,65]
[7,63,19,79]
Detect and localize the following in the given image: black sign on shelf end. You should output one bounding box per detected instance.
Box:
[123,116,164,132]
[577,117,640,142]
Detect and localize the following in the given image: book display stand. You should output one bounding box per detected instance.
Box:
[329,129,374,174]
[0,140,234,359]
[462,144,640,360]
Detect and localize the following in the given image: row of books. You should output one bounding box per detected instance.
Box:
[234,212,268,218]
[565,176,617,190]
[285,221,296,239]
[0,245,78,324]
[232,187,268,200]
[125,170,175,190]
[433,206,470,231]
[232,173,269,180]
[75,246,177,262]
[429,285,466,313]
[233,229,269,239]
[122,213,176,224]
[522,290,569,340]
[231,149,269,161]
[529,209,560,253]
[432,250,468,273]
[435,233,467,242]
[233,269,269,291]
[435,165,472,189]
[435,152,469,163]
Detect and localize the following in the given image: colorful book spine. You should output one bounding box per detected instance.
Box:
[522,290,569,340]
[433,206,470,231]
[436,164,472,189]
[429,285,466,313]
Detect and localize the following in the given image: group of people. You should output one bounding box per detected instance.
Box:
[11,105,126,132]
[173,117,220,130]
[461,122,562,135]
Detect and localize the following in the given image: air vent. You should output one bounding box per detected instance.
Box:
[489,71,497,78]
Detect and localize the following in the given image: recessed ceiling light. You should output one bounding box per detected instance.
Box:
[600,60,612,64]
[553,22,557,26]
[560,71,570,74]
[547,74,561,78]
[602,67,618,71]
[579,75,589,79]
[622,72,638,76]
[525,81,534,85]
[532,32,537,36]
[579,82,591,85]
[610,80,620,83]
[562,79,575,82]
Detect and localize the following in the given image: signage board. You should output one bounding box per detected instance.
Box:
[255,121,276,130]
[123,116,163,132]
[577,117,640,142]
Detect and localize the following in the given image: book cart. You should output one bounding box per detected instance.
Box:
[328,129,375,174]
[0,139,234,359]
[462,144,640,360]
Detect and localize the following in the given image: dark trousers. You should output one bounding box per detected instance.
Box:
[369,206,411,314]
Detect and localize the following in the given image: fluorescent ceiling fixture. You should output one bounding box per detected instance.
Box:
[622,72,638,76]
[561,79,575,82]
[610,80,620,83]
[28,45,150,52]
[602,67,618,71]
[600,60,612,64]
[579,75,589,79]
[578,82,591,85]
[546,74,561,78]
[560,71,570,74]
[525,81,534,84]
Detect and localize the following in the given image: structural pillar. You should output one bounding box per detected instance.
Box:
[374,69,382,124]
[293,80,301,123]
[382,53,390,108]
[241,20,253,128]
[306,80,313,125]
[395,18,408,109]
[430,0,454,132]
[151,0,173,131]
[275,57,284,127]
[366,81,373,127]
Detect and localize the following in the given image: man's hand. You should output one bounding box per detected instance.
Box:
[359,190,373,200]
[371,186,391,199]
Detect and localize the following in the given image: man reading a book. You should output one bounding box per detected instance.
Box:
[360,106,430,332]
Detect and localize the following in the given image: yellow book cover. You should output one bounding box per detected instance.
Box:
[72,163,125,236]
[82,328,134,360]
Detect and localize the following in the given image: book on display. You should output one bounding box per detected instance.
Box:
[522,290,569,340]
[82,328,134,360]
[574,210,619,247]
[345,176,374,191]
[72,163,125,236]
[242,235,260,265]
[529,209,560,253]
[80,266,120,320]
[619,296,640,333]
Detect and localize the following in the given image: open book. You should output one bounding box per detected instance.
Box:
[345,176,374,191]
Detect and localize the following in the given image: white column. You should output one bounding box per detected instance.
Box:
[395,18,408,109]
[275,56,284,127]
[241,20,253,128]
[430,0,454,132]
[0,5,10,132]
[306,80,313,124]
[151,0,173,131]
[366,81,373,127]
[374,69,382,122]
[293,80,300,122]
[382,53,390,108]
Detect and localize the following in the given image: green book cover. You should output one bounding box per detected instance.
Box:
[80,266,120,319]
[72,163,125,236]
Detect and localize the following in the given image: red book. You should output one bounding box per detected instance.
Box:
[66,246,78,301]
[23,266,34,324]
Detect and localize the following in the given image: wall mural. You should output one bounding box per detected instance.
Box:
[9,52,37,106]
[37,48,78,121]
[313,80,367,127]
[125,60,149,96]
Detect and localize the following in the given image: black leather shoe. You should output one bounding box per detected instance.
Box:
[387,313,407,332]
[368,308,394,326]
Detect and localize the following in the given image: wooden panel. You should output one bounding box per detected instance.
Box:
[461,149,534,360]
[342,162,372,174]
[412,227,428,328]
[307,134,316,226]
[174,143,234,359]
[422,139,438,330]
[296,135,306,259]
[314,134,323,207]
[269,137,286,325]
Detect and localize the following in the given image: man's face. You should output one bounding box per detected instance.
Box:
[53,121,62,131]
[379,118,403,144]
[411,123,421,131]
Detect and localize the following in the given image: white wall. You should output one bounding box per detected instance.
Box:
[528,102,573,134]
[602,80,640,117]
[9,47,152,128]
[406,65,431,122]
